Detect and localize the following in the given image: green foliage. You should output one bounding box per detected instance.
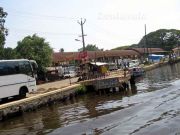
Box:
[111,44,139,50]
[112,45,131,50]
[112,29,180,51]
[75,85,87,95]
[138,29,180,51]
[0,7,8,58]
[59,48,64,52]
[3,47,17,59]
[16,34,53,70]
[79,44,102,51]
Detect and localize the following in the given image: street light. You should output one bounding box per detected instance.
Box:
[75,39,81,42]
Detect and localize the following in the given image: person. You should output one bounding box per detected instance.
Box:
[124,67,129,77]
[101,65,107,78]
[127,61,130,67]
[93,65,98,78]
[124,67,127,77]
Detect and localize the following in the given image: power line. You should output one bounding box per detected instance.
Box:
[7,8,78,20]
[10,27,78,36]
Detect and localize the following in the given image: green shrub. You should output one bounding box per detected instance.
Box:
[75,85,87,95]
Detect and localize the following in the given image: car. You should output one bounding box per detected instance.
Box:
[64,70,76,78]
[129,60,140,68]
[108,63,118,71]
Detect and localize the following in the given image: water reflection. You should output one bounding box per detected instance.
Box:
[137,63,180,93]
[0,90,138,135]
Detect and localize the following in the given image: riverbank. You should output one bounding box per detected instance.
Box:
[0,58,179,121]
[0,71,130,121]
[0,84,80,121]
[143,57,180,71]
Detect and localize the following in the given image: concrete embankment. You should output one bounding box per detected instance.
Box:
[143,58,180,71]
[0,84,80,121]
[143,61,168,71]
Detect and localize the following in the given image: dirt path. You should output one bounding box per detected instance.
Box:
[28,77,79,96]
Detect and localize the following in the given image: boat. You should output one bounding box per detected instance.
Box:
[129,67,145,77]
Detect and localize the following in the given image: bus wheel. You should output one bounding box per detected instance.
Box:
[1,97,8,103]
[19,87,28,99]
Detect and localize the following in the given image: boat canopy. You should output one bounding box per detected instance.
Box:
[90,62,108,66]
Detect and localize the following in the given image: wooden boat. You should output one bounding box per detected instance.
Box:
[129,67,145,77]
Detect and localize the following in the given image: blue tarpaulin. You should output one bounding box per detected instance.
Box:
[148,54,164,62]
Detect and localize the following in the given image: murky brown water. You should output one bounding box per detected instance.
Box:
[0,63,180,135]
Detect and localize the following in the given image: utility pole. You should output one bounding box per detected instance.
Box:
[78,18,86,51]
[145,24,149,56]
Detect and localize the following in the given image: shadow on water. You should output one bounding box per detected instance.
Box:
[0,62,180,135]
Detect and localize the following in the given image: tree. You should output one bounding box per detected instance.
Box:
[113,29,180,51]
[3,47,17,59]
[138,29,180,51]
[0,7,8,58]
[112,45,131,50]
[59,48,64,52]
[79,44,102,51]
[16,34,53,70]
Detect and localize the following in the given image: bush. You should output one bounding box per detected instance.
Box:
[75,85,87,95]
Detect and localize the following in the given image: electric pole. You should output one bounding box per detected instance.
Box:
[145,24,149,56]
[78,18,86,51]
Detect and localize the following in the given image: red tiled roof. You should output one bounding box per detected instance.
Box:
[131,48,166,54]
[173,47,180,51]
[52,48,165,62]
[53,50,140,62]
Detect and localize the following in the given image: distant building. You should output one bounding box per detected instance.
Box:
[173,47,180,57]
[52,48,166,65]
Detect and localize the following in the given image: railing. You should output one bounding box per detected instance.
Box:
[78,69,131,82]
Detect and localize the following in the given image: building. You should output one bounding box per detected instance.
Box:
[173,47,180,57]
[52,48,166,65]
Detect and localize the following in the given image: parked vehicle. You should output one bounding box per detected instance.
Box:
[57,66,64,78]
[108,63,118,71]
[129,59,140,67]
[64,70,76,78]
[0,59,37,101]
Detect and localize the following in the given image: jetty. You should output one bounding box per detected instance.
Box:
[80,71,130,90]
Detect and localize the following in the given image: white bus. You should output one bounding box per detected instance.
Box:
[0,59,37,101]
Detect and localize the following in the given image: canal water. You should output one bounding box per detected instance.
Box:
[0,62,180,135]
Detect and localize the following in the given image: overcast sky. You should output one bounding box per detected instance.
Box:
[1,0,179,52]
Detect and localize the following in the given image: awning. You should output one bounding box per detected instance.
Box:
[90,62,108,66]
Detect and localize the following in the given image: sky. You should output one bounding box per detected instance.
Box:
[0,0,180,52]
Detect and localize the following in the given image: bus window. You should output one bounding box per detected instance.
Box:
[30,60,38,73]
[6,62,19,75]
[0,62,19,76]
[25,61,34,77]
[0,62,8,76]
[19,61,33,77]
